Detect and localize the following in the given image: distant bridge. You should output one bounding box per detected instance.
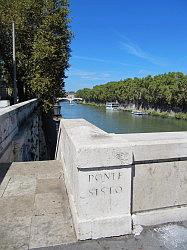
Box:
[57,94,82,104]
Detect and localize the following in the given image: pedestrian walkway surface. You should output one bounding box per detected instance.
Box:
[0,160,76,249]
[0,160,186,250]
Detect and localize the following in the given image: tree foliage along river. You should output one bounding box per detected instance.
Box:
[0,0,71,111]
[76,72,187,113]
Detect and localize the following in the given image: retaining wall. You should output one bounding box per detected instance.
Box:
[0,99,42,162]
[56,119,187,240]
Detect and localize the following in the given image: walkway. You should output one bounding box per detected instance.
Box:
[0,160,76,249]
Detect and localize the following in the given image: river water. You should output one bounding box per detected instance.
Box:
[60,102,187,134]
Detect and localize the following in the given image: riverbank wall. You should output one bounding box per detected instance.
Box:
[56,118,187,240]
[0,99,47,163]
[80,101,187,120]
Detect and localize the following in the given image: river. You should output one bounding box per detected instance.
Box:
[60,102,187,134]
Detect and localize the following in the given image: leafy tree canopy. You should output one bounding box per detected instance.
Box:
[0,0,72,111]
[76,72,187,112]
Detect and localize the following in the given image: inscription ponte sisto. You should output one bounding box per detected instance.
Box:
[88,172,122,183]
[88,171,124,197]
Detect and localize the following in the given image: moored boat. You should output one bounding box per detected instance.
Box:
[131,110,146,115]
[106,102,119,110]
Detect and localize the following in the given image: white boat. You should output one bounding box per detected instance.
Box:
[106,102,119,110]
[131,110,145,115]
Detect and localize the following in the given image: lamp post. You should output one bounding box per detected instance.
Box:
[53,101,61,134]
[12,21,18,104]
[53,101,61,117]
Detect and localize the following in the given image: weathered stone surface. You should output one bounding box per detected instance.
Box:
[0,99,37,161]
[0,216,31,250]
[56,119,133,239]
[7,160,63,179]
[29,222,187,250]
[0,195,34,217]
[56,118,187,240]
[3,176,36,197]
[0,160,76,249]
[116,132,187,161]
[34,193,64,216]
[29,214,76,249]
[78,168,131,219]
[0,157,187,249]
[132,161,187,212]
[132,206,187,227]
[36,178,63,194]
[1,118,187,245]
[72,167,132,239]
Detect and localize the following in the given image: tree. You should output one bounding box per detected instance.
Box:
[76,72,187,112]
[0,0,72,111]
[0,59,3,79]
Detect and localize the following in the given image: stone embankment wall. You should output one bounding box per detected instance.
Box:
[0,99,47,163]
[56,119,187,240]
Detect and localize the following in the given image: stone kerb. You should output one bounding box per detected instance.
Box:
[56,119,133,240]
[0,99,37,158]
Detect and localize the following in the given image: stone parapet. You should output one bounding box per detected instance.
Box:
[0,99,38,161]
[56,119,187,240]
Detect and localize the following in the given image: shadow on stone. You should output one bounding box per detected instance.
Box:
[0,163,12,184]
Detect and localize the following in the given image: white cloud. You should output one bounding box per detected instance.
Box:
[74,55,111,64]
[118,36,167,66]
[68,69,111,81]
[73,55,138,67]
[137,69,153,75]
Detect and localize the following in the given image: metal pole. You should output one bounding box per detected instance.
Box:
[12,21,18,104]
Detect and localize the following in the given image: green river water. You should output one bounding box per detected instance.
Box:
[60,102,187,134]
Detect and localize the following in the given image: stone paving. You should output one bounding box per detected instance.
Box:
[34,222,187,250]
[0,161,76,249]
[0,160,187,250]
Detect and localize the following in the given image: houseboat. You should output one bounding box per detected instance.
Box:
[106,102,120,110]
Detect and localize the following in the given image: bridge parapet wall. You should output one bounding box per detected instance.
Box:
[0,99,38,162]
[56,119,187,240]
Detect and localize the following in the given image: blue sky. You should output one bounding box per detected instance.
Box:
[65,0,187,91]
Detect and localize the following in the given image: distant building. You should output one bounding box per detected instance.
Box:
[66,91,75,98]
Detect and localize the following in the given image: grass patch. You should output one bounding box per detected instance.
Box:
[146,109,187,120]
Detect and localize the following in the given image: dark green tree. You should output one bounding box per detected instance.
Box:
[76,72,187,112]
[0,0,72,111]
